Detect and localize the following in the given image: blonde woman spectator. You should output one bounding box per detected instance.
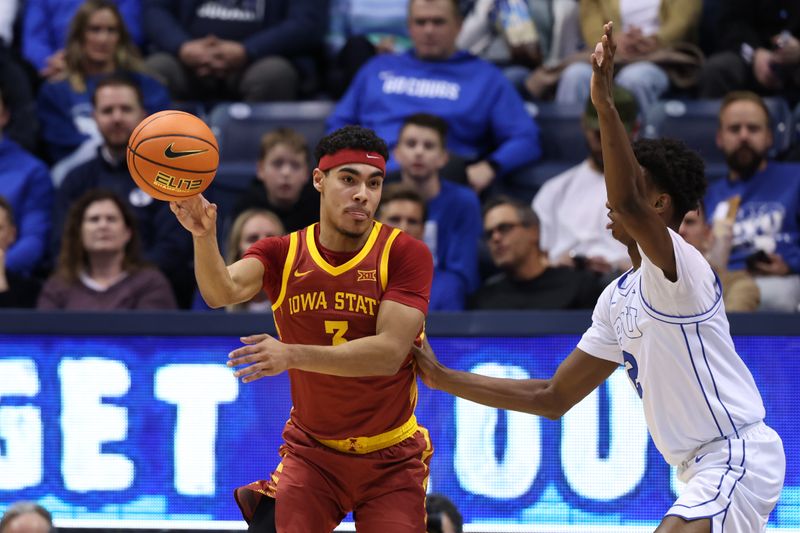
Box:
[22,0,144,80]
[192,208,285,312]
[38,190,176,310]
[36,0,169,164]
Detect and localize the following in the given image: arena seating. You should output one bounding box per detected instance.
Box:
[203,97,796,206]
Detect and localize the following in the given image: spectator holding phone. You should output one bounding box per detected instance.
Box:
[705,91,800,312]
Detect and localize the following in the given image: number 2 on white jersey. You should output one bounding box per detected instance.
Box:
[623,350,644,398]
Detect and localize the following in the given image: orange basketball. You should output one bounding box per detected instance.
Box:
[126,110,219,201]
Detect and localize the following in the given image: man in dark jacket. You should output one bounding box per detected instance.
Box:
[470,196,603,310]
[53,75,193,307]
[143,0,328,100]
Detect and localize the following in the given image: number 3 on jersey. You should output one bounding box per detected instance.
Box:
[623,350,644,398]
[325,320,349,345]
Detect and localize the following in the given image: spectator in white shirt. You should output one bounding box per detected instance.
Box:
[532,86,639,277]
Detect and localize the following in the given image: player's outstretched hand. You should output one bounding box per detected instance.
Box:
[411,336,445,390]
[227,333,290,382]
[170,194,217,237]
[590,21,616,112]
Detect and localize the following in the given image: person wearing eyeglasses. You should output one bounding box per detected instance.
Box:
[470,195,604,310]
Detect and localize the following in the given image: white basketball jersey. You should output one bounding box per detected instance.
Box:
[578,228,765,465]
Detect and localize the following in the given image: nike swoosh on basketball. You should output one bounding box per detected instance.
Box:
[293,269,313,277]
[163,143,208,159]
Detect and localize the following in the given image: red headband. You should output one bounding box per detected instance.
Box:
[318,148,386,174]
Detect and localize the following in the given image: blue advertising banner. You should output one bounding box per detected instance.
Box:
[0,331,797,531]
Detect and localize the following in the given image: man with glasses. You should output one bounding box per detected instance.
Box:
[470,196,603,309]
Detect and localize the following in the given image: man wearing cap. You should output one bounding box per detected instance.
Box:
[171,125,435,532]
[532,86,639,278]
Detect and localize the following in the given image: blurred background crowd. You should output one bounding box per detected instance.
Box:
[0,0,799,314]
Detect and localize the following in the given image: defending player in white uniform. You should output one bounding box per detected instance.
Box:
[413,21,785,533]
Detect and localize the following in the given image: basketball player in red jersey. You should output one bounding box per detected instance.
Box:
[170,125,435,532]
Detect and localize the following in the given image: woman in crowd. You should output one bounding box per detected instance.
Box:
[192,208,285,312]
[38,189,176,310]
[36,0,169,164]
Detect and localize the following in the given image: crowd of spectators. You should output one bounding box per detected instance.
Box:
[0,0,798,313]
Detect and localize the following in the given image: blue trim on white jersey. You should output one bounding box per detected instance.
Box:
[616,268,635,289]
[638,272,723,325]
[681,324,726,438]
[697,324,740,439]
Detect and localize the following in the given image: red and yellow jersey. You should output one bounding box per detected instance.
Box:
[243,222,433,442]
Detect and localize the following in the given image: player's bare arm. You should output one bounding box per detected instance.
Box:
[171,194,264,307]
[591,21,677,280]
[228,299,425,382]
[413,340,618,419]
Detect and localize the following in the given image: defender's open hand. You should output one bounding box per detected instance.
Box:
[591,21,617,110]
[411,336,444,390]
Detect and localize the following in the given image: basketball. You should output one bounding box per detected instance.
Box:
[126,110,219,201]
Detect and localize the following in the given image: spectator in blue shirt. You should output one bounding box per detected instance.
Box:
[705,91,800,312]
[36,0,169,166]
[390,113,481,296]
[327,0,541,194]
[377,183,467,310]
[22,0,144,81]
[0,85,53,277]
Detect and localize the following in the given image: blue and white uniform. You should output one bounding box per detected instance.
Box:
[578,228,785,531]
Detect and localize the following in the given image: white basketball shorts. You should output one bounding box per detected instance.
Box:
[666,422,785,532]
